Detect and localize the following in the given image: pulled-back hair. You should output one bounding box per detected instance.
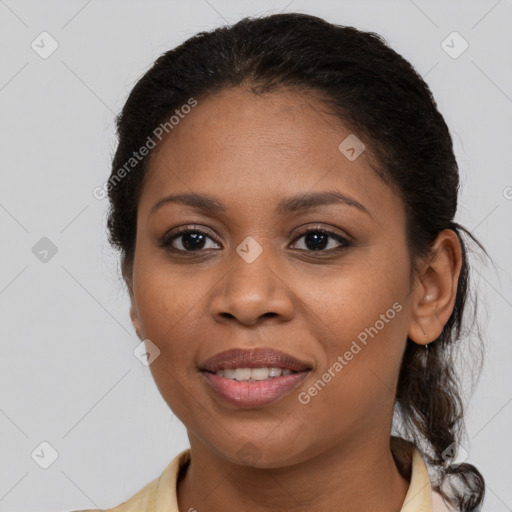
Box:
[106,12,487,510]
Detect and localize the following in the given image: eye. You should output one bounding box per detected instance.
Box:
[159,225,353,254]
[159,226,221,253]
[290,227,352,252]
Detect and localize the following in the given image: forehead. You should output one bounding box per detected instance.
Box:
[138,87,401,223]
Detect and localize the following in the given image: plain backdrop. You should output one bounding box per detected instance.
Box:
[1,0,511,510]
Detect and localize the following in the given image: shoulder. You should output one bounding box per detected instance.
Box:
[391,437,459,512]
[66,448,191,512]
[431,489,457,512]
[66,476,159,512]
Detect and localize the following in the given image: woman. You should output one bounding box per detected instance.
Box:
[78,12,487,512]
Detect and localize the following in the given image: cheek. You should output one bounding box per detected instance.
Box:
[134,269,205,421]
[296,252,410,413]
[133,262,201,370]
[303,244,409,347]
[296,303,407,441]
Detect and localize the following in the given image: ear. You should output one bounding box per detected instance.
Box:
[122,257,143,341]
[129,303,143,341]
[407,229,463,345]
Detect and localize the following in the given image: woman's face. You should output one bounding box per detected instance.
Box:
[128,87,416,467]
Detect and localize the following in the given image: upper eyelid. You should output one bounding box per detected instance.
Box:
[293,225,352,239]
[164,223,350,238]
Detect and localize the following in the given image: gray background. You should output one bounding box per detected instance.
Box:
[1,0,511,510]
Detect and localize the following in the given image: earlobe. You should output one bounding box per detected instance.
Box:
[130,304,143,340]
[122,258,142,339]
[407,229,462,345]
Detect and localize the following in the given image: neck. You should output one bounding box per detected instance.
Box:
[177,433,411,512]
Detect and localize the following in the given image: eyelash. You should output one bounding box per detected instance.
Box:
[159,225,353,255]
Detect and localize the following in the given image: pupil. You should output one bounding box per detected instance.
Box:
[183,233,205,250]
[305,232,327,250]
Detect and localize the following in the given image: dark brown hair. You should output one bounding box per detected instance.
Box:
[106,12,488,510]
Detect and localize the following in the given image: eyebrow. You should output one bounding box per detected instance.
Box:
[149,191,372,219]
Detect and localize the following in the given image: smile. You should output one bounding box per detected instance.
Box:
[202,368,310,408]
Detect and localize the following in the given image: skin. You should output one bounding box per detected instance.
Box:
[125,86,462,512]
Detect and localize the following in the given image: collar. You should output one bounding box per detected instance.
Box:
[399,443,433,511]
[151,440,435,512]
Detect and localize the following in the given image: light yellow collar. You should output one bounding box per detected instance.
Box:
[95,440,443,511]
[154,442,435,512]
[399,445,433,511]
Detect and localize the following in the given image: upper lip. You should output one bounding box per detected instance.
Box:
[200,348,312,373]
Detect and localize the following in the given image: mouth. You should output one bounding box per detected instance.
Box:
[206,366,301,381]
[201,368,311,408]
[199,347,312,374]
[199,348,312,408]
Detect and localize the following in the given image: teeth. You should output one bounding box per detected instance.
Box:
[214,367,296,381]
[235,368,252,381]
[268,367,282,377]
[223,368,237,379]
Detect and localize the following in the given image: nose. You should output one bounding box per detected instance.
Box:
[208,245,295,326]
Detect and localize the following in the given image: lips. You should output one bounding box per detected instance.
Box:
[200,347,312,373]
[202,370,310,408]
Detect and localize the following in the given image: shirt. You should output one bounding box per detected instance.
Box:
[72,441,455,512]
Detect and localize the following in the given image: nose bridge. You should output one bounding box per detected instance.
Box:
[209,236,293,324]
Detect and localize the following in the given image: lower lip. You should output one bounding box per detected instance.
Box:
[202,370,310,408]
